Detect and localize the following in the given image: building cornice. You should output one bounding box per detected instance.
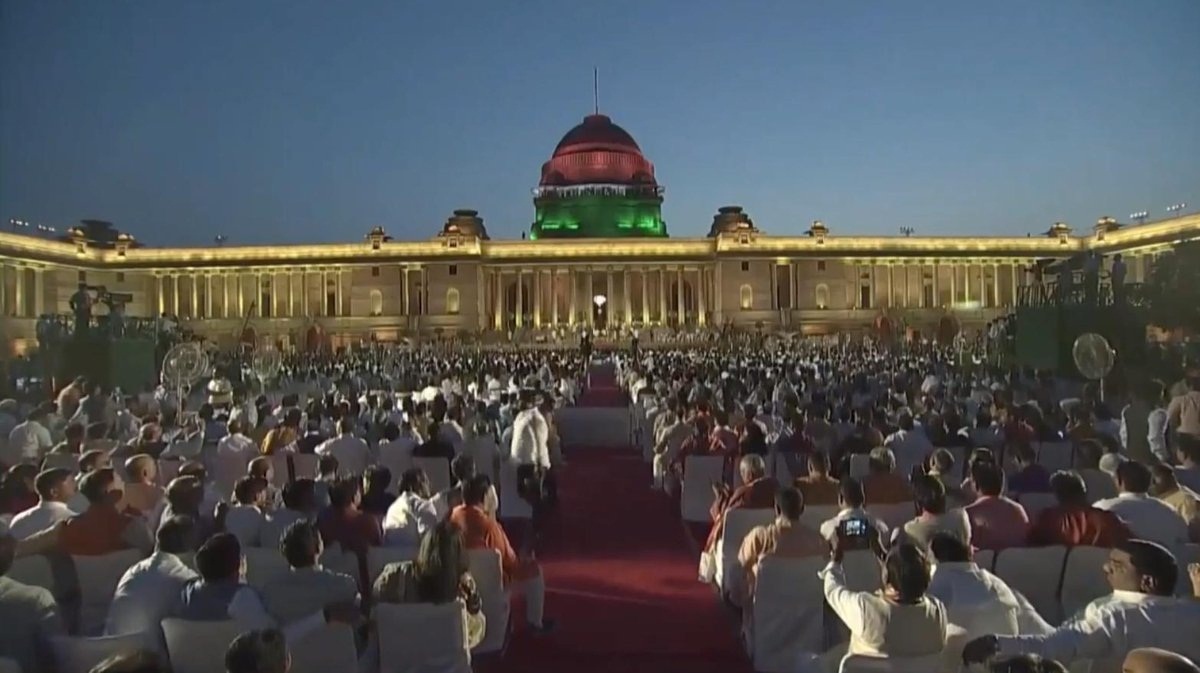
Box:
[2,213,1196,269]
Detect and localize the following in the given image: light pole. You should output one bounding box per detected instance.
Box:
[1130,211,1148,226]
[1166,203,1187,218]
[899,226,915,237]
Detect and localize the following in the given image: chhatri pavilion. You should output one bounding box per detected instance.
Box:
[1,112,1197,353]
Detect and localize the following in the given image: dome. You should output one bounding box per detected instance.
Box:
[552,114,642,155]
[539,114,657,187]
[707,206,758,237]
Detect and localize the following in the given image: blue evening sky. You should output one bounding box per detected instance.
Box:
[1,1,1198,246]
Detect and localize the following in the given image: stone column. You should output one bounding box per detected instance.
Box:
[606,268,615,324]
[963,264,972,306]
[887,264,895,308]
[534,269,543,327]
[33,268,44,316]
[171,275,180,316]
[1011,263,1019,306]
[714,263,723,323]
[515,269,524,328]
[640,269,649,324]
[335,271,343,317]
[950,265,958,306]
[0,265,7,316]
[421,267,429,317]
[903,265,910,308]
[991,264,1000,308]
[675,267,684,326]
[14,267,25,317]
[495,269,505,331]
[568,269,577,327]
[622,270,631,327]
[696,267,706,326]
[658,268,666,324]
[586,269,595,327]
[768,264,777,311]
[551,270,559,325]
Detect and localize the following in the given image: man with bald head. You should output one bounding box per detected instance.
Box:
[1124,649,1200,673]
[699,453,779,582]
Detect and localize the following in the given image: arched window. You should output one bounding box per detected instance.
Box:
[446,287,460,315]
[815,283,830,309]
[739,284,753,310]
[369,289,383,316]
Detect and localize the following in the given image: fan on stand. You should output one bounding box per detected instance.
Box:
[251,346,283,396]
[161,343,209,413]
[1072,332,1116,399]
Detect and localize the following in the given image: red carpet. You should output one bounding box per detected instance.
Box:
[576,362,628,407]
[495,450,753,673]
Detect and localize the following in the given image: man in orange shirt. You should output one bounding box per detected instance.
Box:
[699,454,779,581]
[736,486,827,605]
[450,475,553,633]
[795,452,840,506]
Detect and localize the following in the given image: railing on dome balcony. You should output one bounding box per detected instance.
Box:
[1017,280,1146,308]
[532,184,665,200]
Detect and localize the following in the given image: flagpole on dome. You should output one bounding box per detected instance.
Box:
[593,67,599,115]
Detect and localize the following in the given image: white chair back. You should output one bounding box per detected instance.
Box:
[498,460,532,520]
[161,618,243,673]
[467,548,510,654]
[376,602,472,673]
[7,555,55,593]
[290,453,319,481]
[1060,546,1111,622]
[156,459,182,487]
[213,450,251,500]
[41,453,79,473]
[992,545,1067,624]
[414,457,452,494]
[848,454,871,479]
[748,556,826,673]
[367,546,419,585]
[72,549,145,635]
[973,548,996,572]
[1176,543,1200,596]
[289,623,359,673]
[243,546,292,590]
[770,453,792,484]
[680,455,725,523]
[463,437,498,482]
[839,653,946,672]
[1037,441,1073,472]
[1017,492,1057,520]
[1079,469,1117,504]
[868,503,914,531]
[841,549,883,593]
[51,632,158,673]
[716,508,776,591]
[799,505,839,530]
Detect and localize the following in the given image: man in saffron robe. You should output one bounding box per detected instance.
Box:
[699,454,779,582]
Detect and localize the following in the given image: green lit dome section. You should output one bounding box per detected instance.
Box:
[531,114,667,239]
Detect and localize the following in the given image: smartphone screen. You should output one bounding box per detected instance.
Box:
[838,517,869,538]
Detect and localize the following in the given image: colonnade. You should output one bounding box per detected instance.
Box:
[484,265,716,330]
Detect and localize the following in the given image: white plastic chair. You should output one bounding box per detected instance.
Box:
[715,508,776,593]
[376,602,472,673]
[161,618,243,673]
[156,459,182,487]
[868,504,914,532]
[7,555,55,593]
[41,453,79,473]
[463,437,499,482]
[498,460,532,520]
[1079,469,1117,504]
[746,556,826,673]
[680,455,725,523]
[367,546,419,585]
[72,549,146,635]
[467,548,510,654]
[243,546,292,590]
[1176,544,1200,596]
[839,653,947,673]
[973,548,996,572]
[1016,492,1058,521]
[289,623,359,673]
[51,632,158,673]
[992,545,1067,624]
[290,453,319,481]
[799,505,839,530]
[413,457,452,494]
[1037,441,1073,472]
[841,549,883,593]
[848,455,871,479]
[1060,546,1112,622]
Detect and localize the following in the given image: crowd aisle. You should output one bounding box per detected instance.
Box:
[497,366,751,673]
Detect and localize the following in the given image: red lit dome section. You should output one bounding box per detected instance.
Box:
[539,114,657,187]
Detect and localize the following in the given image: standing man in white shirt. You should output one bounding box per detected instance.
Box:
[1094,462,1190,549]
[105,515,199,635]
[963,540,1200,670]
[7,468,77,539]
[6,403,54,466]
[316,418,372,478]
[511,390,550,527]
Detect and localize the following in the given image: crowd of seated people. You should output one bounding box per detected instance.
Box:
[627,340,1200,671]
[0,351,578,672]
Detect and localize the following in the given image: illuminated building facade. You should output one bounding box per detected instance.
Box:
[0,114,1197,353]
